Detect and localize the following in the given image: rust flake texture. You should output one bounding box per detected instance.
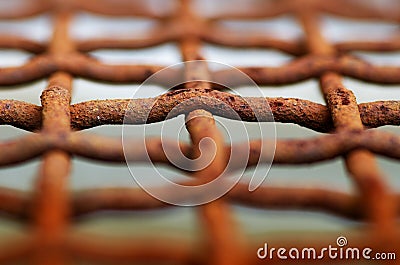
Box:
[0,0,400,264]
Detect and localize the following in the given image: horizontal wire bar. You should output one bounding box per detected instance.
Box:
[0,128,400,168]
[231,55,400,85]
[64,232,400,264]
[3,36,398,58]
[76,29,173,52]
[336,39,400,53]
[1,95,399,132]
[0,225,397,264]
[0,36,46,54]
[0,0,51,19]
[0,236,34,263]
[2,54,400,85]
[0,187,30,219]
[70,185,362,220]
[0,0,399,263]
[65,233,194,264]
[72,0,170,19]
[1,184,399,222]
[1,0,398,22]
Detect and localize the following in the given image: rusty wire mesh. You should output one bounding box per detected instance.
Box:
[0,0,400,264]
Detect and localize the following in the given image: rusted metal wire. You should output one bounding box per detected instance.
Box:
[0,0,400,264]
[2,94,400,132]
[297,6,396,242]
[3,184,400,222]
[31,8,75,265]
[4,53,400,85]
[3,128,400,168]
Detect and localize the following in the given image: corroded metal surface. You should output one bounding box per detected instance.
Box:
[0,0,399,264]
[2,96,400,132]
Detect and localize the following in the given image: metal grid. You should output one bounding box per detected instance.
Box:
[0,0,399,264]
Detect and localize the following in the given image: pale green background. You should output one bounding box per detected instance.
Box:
[0,1,399,263]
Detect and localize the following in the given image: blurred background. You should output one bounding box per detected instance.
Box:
[0,0,399,263]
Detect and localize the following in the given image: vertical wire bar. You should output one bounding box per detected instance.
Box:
[178,0,210,89]
[32,5,74,265]
[296,5,397,241]
[178,1,246,264]
[185,110,246,265]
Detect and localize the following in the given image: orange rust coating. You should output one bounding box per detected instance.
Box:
[180,2,246,260]
[31,8,74,265]
[3,184,400,223]
[320,72,396,234]
[3,53,400,85]
[185,110,226,182]
[186,110,246,265]
[3,128,400,167]
[33,71,72,264]
[1,0,399,21]
[2,96,400,132]
[323,63,396,239]
[1,0,400,86]
[0,0,400,264]
[297,2,397,244]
